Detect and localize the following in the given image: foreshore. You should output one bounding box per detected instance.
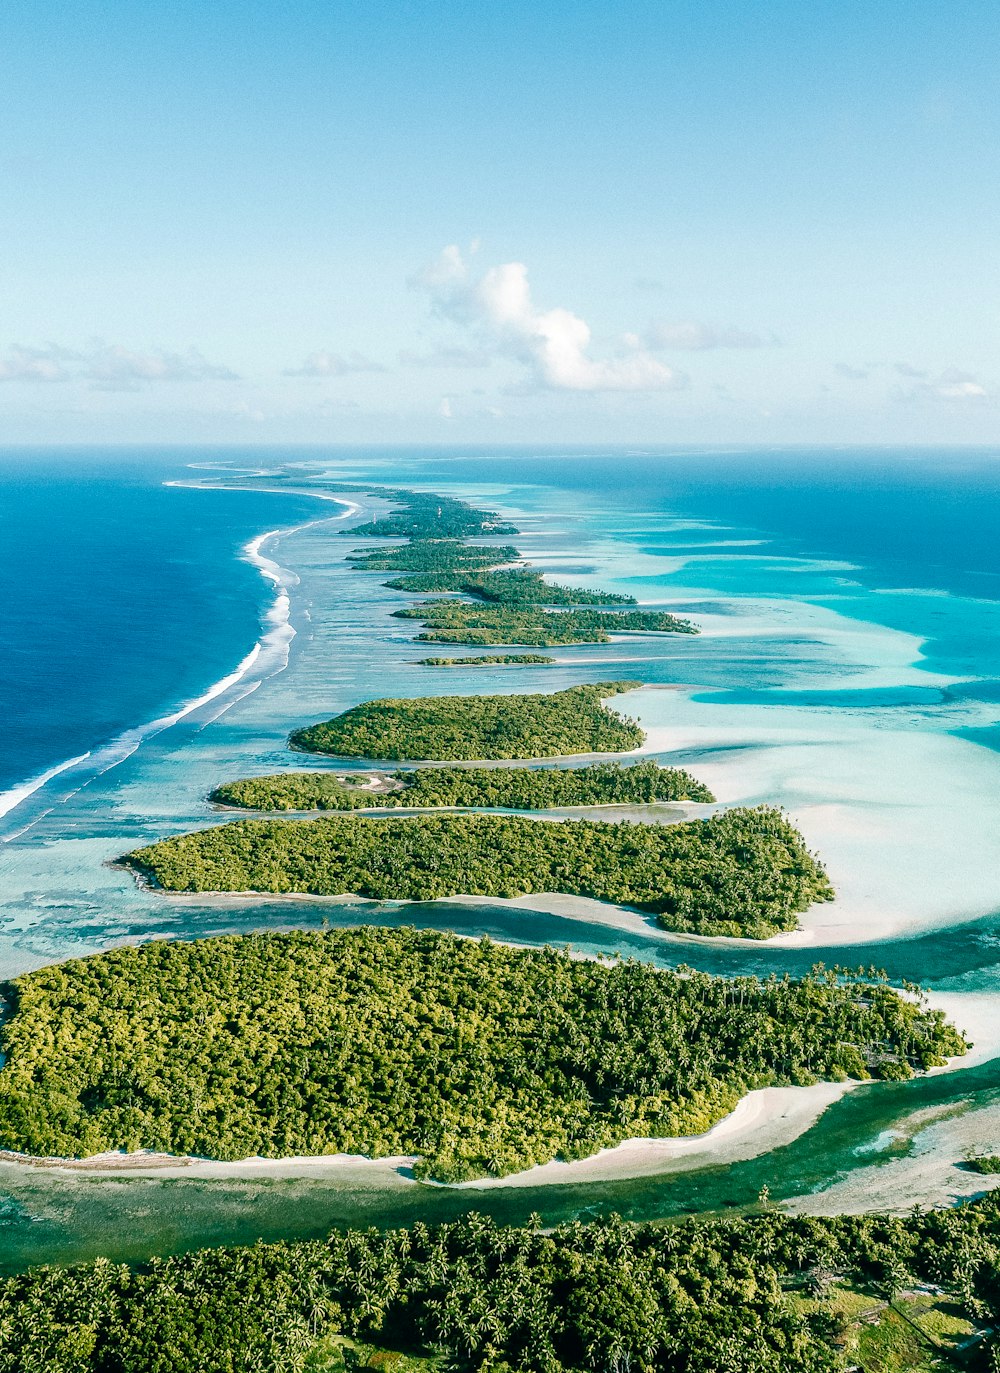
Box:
[0,1083,854,1186]
[2,983,986,1192]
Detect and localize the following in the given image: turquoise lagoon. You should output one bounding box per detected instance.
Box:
[2,446,1000,1270]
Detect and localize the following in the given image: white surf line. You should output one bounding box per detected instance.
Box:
[0,483,362,839]
[0,753,92,821]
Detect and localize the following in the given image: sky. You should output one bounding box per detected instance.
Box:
[1,0,998,446]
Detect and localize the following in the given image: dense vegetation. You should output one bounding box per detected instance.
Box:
[395,601,697,646]
[125,807,832,938]
[6,1198,1000,1373]
[345,490,518,541]
[289,684,644,761]
[967,1155,1000,1174]
[348,539,520,571]
[0,928,961,1177]
[416,653,556,666]
[339,486,696,651]
[385,567,635,606]
[211,760,715,812]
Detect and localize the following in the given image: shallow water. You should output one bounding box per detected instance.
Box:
[2,445,1000,1269]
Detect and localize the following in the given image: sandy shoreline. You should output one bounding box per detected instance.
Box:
[4,987,986,1190]
[0,1083,854,1187]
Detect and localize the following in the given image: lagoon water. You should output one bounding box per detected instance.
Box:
[3,444,1000,1271]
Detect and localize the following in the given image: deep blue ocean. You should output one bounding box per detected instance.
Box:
[3,443,1000,1269]
[0,452,321,795]
[3,445,1000,798]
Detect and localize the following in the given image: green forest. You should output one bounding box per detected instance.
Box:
[348,539,521,572]
[396,601,697,647]
[416,653,556,666]
[289,684,645,760]
[210,759,715,812]
[124,807,832,938]
[4,1199,1000,1373]
[384,568,635,606]
[0,928,961,1177]
[344,490,518,541]
[339,490,696,648]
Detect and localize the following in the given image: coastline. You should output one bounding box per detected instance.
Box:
[0,1082,855,1186]
[1,984,984,1192]
[0,489,361,841]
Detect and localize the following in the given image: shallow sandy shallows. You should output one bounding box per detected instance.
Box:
[618,684,1000,948]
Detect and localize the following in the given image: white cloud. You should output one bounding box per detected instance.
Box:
[0,344,75,382]
[0,342,237,390]
[285,350,385,377]
[934,375,988,401]
[438,397,453,419]
[85,346,238,391]
[644,321,771,351]
[412,245,684,393]
[896,367,990,403]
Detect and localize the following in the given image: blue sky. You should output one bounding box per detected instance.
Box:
[1,0,998,444]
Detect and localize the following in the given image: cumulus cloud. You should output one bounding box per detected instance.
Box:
[0,345,74,382]
[85,346,238,391]
[285,350,385,377]
[0,342,238,390]
[411,245,684,393]
[897,367,990,403]
[931,371,988,401]
[644,321,772,351]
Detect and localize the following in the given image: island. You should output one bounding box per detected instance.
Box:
[416,652,557,666]
[210,759,715,811]
[122,807,832,939]
[289,682,645,761]
[348,537,522,571]
[384,567,636,606]
[343,487,699,647]
[6,1200,997,1373]
[0,928,961,1178]
[394,601,698,647]
[345,489,519,541]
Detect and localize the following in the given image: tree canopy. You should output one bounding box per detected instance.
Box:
[3,1199,1000,1373]
[125,807,832,938]
[289,684,645,761]
[0,928,961,1178]
[210,759,715,812]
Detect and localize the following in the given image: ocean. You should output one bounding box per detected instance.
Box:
[2,443,1000,1269]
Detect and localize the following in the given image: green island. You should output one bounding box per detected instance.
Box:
[395,601,697,647]
[345,489,519,541]
[210,759,715,812]
[384,567,636,606]
[123,807,831,938]
[342,488,697,647]
[4,1198,999,1373]
[348,538,521,572]
[0,928,960,1176]
[416,653,556,666]
[289,683,644,761]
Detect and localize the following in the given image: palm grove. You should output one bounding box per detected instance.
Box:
[0,485,979,1373]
